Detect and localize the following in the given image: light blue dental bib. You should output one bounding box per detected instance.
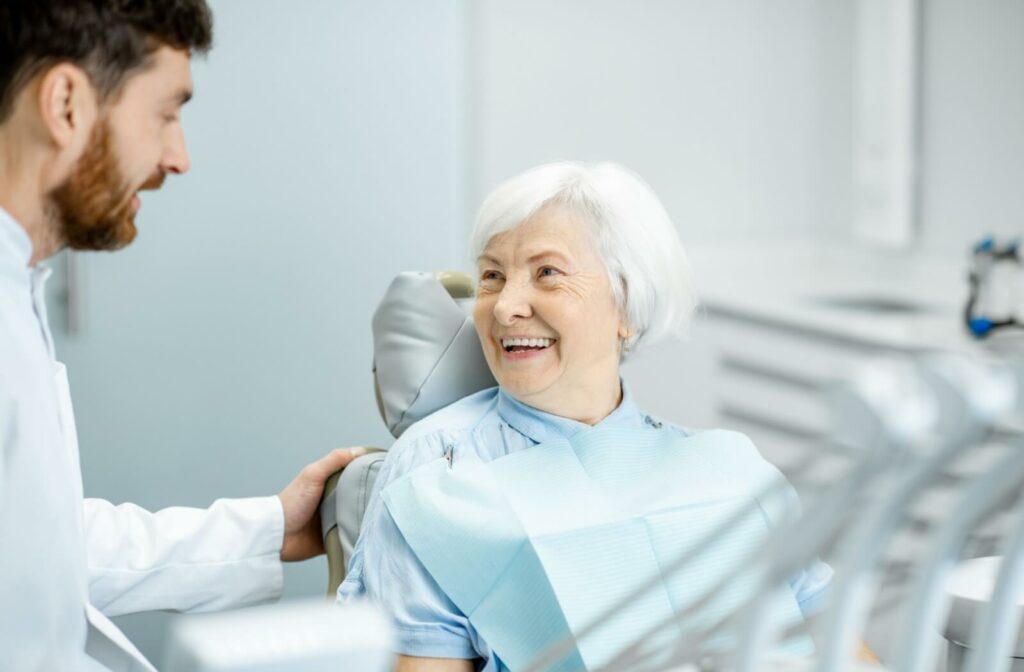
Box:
[382,427,811,670]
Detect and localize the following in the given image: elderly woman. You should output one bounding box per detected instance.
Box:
[340,162,832,671]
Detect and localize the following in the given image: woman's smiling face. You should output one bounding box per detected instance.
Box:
[473,205,629,422]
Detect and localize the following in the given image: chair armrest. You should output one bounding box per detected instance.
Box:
[321,449,387,597]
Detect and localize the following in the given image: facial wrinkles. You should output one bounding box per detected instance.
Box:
[484,267,615,368]
[481,221,614,325]
[531,257,613,328]
[547,267,604,304]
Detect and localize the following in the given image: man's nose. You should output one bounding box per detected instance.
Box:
[493,280,533,325]
[161,124,191,175]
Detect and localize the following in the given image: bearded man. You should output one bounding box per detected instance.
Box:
[0,2,363,669]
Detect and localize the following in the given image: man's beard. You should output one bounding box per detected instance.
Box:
[48,118,139,251]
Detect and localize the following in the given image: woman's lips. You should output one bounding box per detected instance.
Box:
[499,339,555,361]
[502,347,550,361]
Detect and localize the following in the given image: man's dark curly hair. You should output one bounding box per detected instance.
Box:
[0,0,213,122]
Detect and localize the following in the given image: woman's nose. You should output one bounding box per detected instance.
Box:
[492,281,533,325]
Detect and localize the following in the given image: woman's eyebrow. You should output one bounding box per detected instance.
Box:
[526,250,572,265]
[477,253,502,266]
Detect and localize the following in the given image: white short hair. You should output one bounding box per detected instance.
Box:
[470,161,698,357]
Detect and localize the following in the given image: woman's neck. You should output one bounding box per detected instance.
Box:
[518,376,623,426]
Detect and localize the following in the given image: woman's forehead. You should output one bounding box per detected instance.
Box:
[479,208,597,263]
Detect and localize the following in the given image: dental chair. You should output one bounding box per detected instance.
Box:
[319,271,495,596]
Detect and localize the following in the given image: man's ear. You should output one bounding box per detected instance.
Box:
[36,63,98,150]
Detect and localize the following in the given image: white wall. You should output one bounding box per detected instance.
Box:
[918,0,1024,255]
[469,0,1024,256]
[51,0,466,661]
[468,0,854,245]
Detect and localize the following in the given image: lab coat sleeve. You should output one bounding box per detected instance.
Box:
[84,496,285,617]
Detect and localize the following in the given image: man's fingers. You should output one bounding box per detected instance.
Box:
[308,447,368,482]
[333,446,368,464]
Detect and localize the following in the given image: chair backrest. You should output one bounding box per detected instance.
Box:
[372,271,495,437]
[321,271,495,595]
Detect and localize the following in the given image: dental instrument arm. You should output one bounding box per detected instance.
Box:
[815,355,1013,672]
[963,496,1024,672]
[729,361,936,672]
[890,441,1024,672]
[963,359,1024,672]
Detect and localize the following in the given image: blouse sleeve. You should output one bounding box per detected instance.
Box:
[338,429,479,660]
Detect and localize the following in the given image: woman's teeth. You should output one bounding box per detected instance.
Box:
[502,337,554,352]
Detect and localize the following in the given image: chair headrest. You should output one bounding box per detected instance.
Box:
[372,271,496,438]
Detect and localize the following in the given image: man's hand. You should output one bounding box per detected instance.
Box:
[277,447,368,562]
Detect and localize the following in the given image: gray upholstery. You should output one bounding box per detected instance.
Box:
[372,271,495,438]
[321,451,387,596]
[322,271,495,595]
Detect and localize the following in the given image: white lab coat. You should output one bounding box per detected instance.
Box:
[0,209,285,671]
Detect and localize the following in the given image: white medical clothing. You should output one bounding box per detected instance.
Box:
[0,208,285,671]
[340,385,833,670]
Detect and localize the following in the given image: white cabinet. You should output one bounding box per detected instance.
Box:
[707,310,890,488]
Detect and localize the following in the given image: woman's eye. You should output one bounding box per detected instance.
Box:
[479,270,503,284]
[538,266,561,279]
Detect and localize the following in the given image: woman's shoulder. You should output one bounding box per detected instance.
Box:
[623,409,765,463]
[658,421,775,471]
[377,387,501,480]
[663,424,799,522]
[397,386,500,445]
[659,419,742,451]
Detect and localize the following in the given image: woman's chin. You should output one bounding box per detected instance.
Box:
[497,376,555,403]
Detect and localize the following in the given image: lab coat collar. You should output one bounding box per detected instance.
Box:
[0,206,33,270]
[32,264,55,359]
[496,379,645,445]
[0,205,51,289]
[0,206,55,357]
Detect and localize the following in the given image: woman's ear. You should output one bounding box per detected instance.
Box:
[617,322,635,358]
[36,63,97,150]
[617,316,633,342]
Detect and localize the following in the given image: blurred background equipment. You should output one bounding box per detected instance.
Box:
[162,599,393,672]
[965,236,1023,338]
